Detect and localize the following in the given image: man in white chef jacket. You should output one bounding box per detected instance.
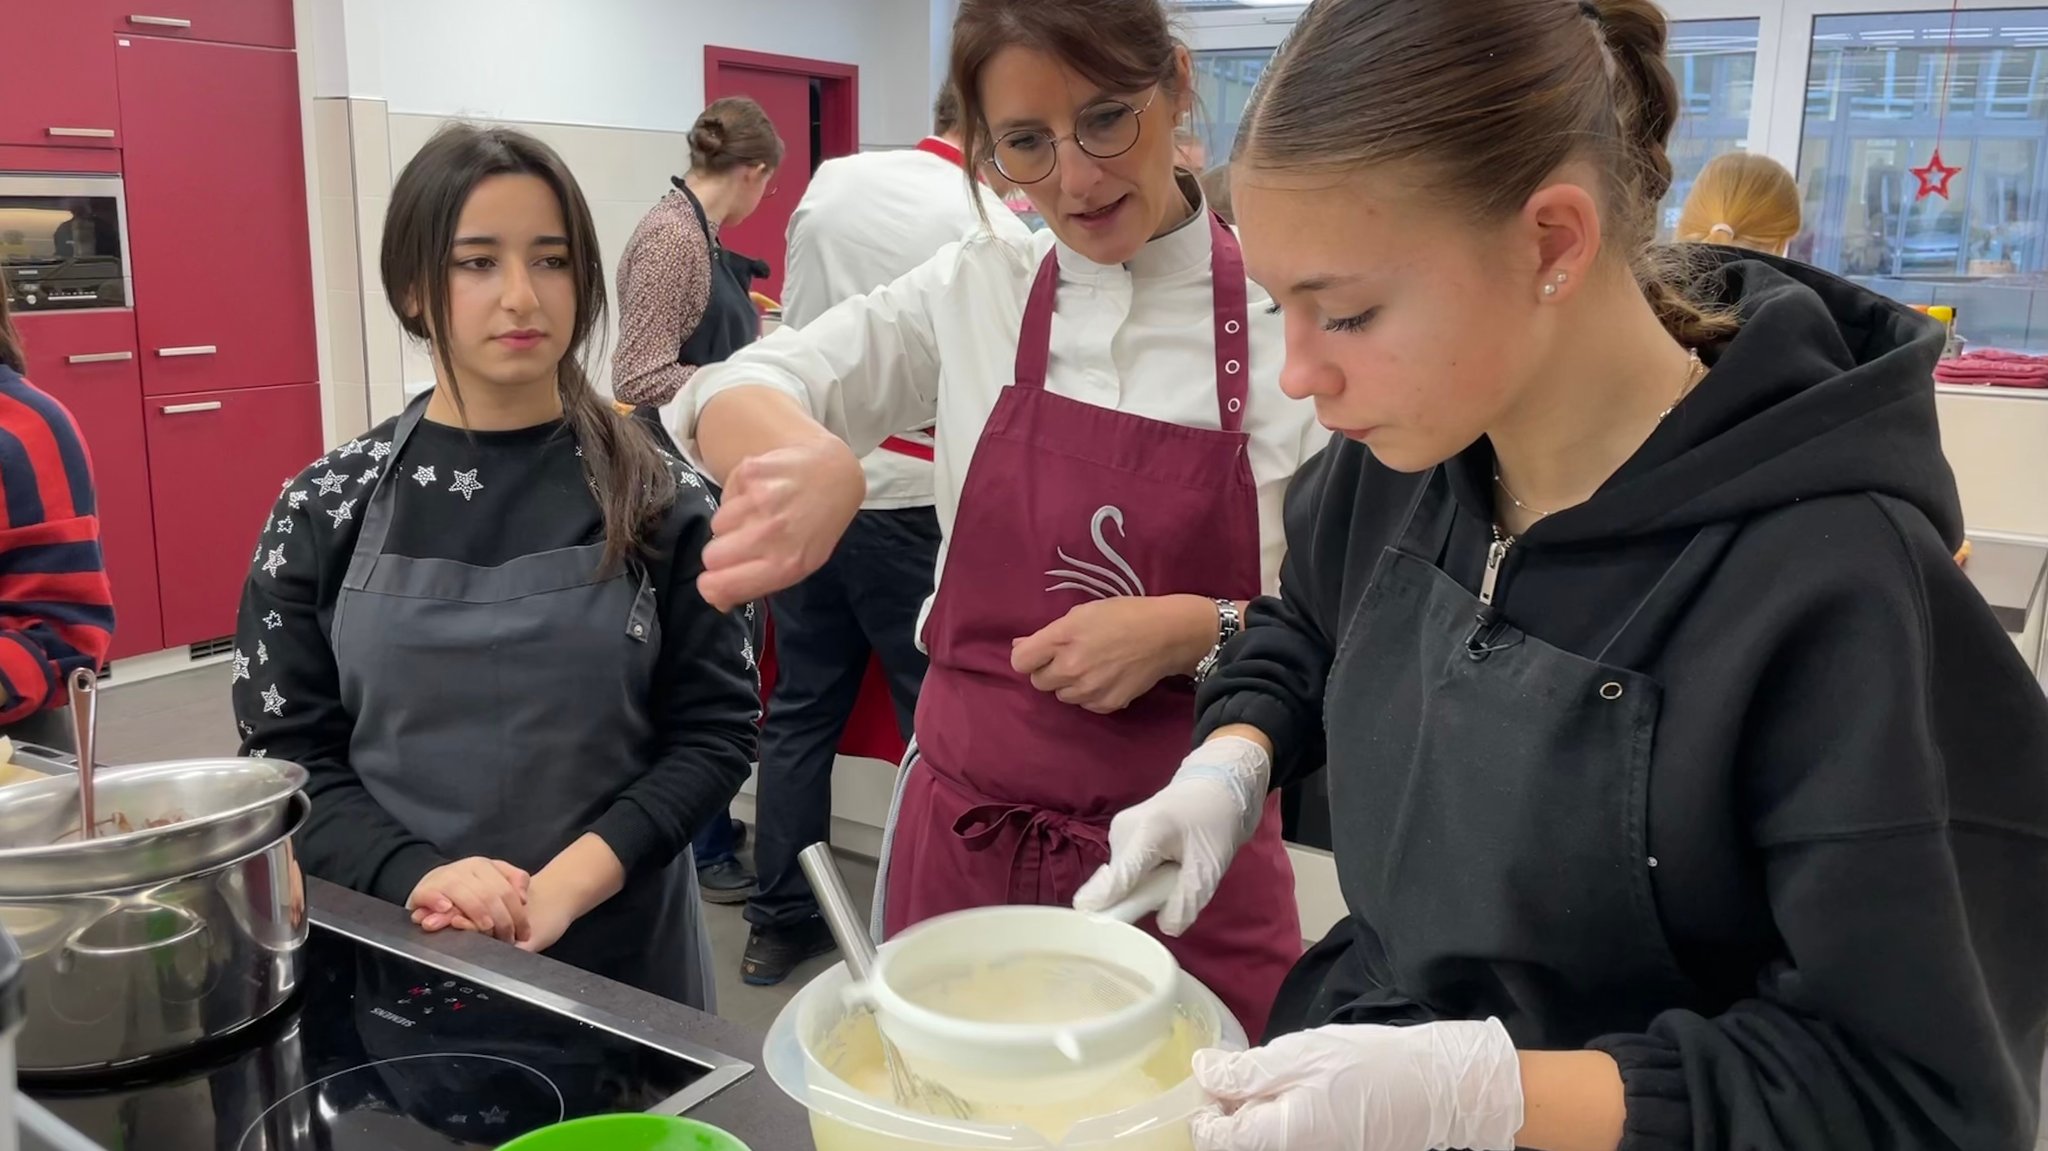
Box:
[739,88,1032,986]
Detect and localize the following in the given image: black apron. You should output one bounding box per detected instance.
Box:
[672,179,760,371]
[328,399,715,1008]
[1271,470,1738,1048]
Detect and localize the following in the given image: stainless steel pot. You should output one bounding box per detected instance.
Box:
[0,758,307,896]
[2,793,308,1074]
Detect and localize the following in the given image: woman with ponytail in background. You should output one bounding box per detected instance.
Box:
[1081,1,2048,1148]
[1677,151,1802,257]
[231,124,759,1007]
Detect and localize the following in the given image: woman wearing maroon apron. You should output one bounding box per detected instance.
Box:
[667,0,1326,1037]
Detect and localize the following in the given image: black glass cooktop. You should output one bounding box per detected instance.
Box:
[24,924,717,1150]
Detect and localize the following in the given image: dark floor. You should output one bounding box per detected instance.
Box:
[90,664,863,1035]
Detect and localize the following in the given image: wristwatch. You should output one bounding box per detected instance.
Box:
[1193,598,1242,684]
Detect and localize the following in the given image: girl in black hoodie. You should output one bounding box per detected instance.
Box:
[1075,1,2048,1149]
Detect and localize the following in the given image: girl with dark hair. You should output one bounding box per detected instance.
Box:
[230,124,759,1007]
[1082,1,2048,1148]
[671,0,1325,1037]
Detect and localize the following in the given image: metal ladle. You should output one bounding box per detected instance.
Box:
[67,666,98,840]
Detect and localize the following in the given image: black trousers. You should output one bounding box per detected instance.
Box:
[745,506,940,929]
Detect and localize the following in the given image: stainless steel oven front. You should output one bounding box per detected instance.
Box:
[0,174,131,314]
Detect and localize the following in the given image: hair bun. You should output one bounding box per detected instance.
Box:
[691,117,727,158]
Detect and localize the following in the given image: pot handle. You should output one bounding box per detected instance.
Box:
[62,898,209,959]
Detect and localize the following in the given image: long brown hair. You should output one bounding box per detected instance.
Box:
[1240,0,1737,347]
[948,0,1184,220]
[381,123,676,576]
[0,280,22,375]
[689,97,785,175]
[1678,152,1802,255]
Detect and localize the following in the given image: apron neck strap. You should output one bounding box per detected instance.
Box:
[352,396,429,561]
[1012,211,1253,433]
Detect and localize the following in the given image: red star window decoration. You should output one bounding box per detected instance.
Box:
[1912,149,1962,201]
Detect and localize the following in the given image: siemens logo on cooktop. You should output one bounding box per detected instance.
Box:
[370,1006,417,1028]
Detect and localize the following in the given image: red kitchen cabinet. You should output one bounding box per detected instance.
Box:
[145,382,321,647]
[11,312,164,660]
[0,5,122,150]
[109,1,294,50]
[116,35,316,397]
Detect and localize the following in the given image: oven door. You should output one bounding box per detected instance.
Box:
[0,174,131,313]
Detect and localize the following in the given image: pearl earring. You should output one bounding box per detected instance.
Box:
[1543,271,1569,299]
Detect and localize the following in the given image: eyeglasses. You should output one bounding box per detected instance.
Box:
[987,89,1160,186]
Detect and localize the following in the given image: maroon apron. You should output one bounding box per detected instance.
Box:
[883,214,1302,1038]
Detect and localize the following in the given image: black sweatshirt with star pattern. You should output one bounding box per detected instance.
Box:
[229,413,760,908]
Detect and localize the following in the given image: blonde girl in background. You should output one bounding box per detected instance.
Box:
[1676,152,1801,256]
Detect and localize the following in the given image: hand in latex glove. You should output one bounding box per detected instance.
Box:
[1072,735,1269,935]
[1191,1020,1524,1151]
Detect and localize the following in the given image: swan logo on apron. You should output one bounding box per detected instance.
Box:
[1045,505,1147,599]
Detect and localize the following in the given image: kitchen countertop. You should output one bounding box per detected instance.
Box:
[307,879,817,1150]
[1964,535,2048,635]
[16,879,817,1151]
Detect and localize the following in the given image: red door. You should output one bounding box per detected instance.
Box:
[116,35,316,397]
[705,49,859,304]
[0,6,121,150]
[12,312,163,659]
[145,382,321,646]
[109,1,295,50]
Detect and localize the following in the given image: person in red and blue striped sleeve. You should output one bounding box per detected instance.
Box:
[0,287,114,749]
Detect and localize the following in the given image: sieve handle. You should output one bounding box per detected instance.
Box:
[1096,862,1183,925]
[799,842,877,982]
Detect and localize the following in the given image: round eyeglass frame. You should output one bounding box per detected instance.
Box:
[985,88,1161,186]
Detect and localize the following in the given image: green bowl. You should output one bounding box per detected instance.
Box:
[495,1114,751,1151]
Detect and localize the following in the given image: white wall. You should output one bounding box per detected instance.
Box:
[319,0,935,148]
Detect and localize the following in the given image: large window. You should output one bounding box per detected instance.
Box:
[1664,19,1763,234]
[1797,9,2048,352]
[1188,49,1270,171]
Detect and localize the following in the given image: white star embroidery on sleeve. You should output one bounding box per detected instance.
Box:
[313,471,347,496]
[287,489,311,510]
[369,440,394,461]
[329,498,356,527]
[247,748,267,759]
[336,438,366,459]
[254,542,264,564]
[230,650,250,682]
[450,469,483,501]
[356,466,379,486]
[678,468,704,488]
[412,465,437,487]
[257,640,269,665]
[741,634,757,673]
[261,545,288,578]
[275,517,294,534]
[262,610,283,630]
[280,476,294,492]
[260,685,286,716]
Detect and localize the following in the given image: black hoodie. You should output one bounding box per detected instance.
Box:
[1198,253,2048,1151]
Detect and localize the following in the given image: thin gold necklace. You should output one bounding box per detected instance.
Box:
[1494,347,1705,524]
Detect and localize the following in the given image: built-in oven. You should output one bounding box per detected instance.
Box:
[0,175,131,313]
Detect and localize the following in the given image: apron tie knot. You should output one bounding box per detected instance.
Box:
[951,802,1110,907]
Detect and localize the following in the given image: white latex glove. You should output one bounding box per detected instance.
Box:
[1190,1019,1524,1151]
[1072,735,1269,935]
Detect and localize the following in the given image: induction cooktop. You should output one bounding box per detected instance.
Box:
[23,919,748,1151]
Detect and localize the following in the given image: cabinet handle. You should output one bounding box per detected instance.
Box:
[160,402,223,415]
[66,352,134,365]
[155,345,218,358]
[46,127,117,139]
[127,14,194,28]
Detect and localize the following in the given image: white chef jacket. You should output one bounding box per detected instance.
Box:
[781,139,1032,510]
[671,189,1328,635]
